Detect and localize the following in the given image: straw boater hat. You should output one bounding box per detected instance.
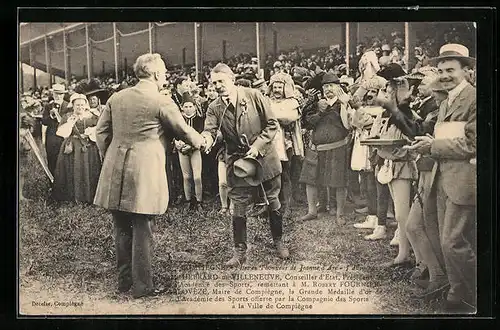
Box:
[429,43,476,68]
[233,155,264,186]
[50,83,67,94]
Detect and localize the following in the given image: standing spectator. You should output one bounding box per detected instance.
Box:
[42,84,71,176]
[268,72,303,219]
[51,94,101,203]
[405,44,476,313]
[174,93,205,211]
[298,73,353,225]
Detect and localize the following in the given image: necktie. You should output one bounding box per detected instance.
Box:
[225,97,236,116]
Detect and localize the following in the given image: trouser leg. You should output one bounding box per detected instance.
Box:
[376,181,390,226]
[131,213,154,297]
[279,161,292,215]
[437,174,476,305]
[112,211,133,292]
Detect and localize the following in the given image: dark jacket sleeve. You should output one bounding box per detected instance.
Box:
[303,103,325,129]
[42,103,58,126]
[389,103,420,140]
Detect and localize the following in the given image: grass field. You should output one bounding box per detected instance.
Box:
[18,151,440,315]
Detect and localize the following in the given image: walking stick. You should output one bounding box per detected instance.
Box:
[21,128,54,183]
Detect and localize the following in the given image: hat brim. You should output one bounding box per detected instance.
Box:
[50,89,68,94]
[428,55,476,67]
[234,157,264,186]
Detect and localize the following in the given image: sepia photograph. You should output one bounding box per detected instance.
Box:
[18,14,481,316]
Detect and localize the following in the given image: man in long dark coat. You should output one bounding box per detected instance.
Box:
[94,53,206,298]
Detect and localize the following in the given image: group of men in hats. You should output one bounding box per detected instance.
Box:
[350,42,477,313]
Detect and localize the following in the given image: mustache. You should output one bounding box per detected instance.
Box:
[440,78,453,82]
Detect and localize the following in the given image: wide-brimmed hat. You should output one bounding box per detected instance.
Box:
[50,83,67,94]
[321,72,340,85]
[429,43,476,68]
[381,44,391,52]
[377,63,407,81]
[233,156,264,186]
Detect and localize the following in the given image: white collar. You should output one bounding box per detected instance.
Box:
[223,89,237,107]
[139,79,160,91]
[447,79,468,106]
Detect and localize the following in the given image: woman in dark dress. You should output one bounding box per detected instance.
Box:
[52,93,101,203]
[298,72,353,225]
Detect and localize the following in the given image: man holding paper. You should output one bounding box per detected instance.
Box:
[404,44,476,313]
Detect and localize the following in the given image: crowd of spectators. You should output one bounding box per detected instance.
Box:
[21,27,476,113]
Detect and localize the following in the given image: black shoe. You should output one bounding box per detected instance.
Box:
[409,265,429,281]
[317,205,329,214]
[411,280,449,300]
[132,286,168,299]
[117,284,132,293]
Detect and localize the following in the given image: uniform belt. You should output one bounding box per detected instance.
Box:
[310,135,350,151]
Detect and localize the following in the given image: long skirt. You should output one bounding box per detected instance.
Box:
[52,137,102,203]
[299,144,349,188]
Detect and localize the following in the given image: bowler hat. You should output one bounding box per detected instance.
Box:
[429,43,475,68]
[233,156,264,186]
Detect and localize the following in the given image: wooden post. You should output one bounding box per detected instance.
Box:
[113,22,119,81]
[33,66,37,90]
[256,22,261,78]
[63,26,69,85]
[345,22,350,73]
[28,24,36,89]
[194,22,199,83]
[148,22,153,53]
[404,22,410,72]
[20,63,24,93]
[44,35,52,88]
[182,47,186,67]
[102,61,105,76]
[85,23,91,79]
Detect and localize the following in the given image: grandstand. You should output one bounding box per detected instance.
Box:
[19,22,476,92]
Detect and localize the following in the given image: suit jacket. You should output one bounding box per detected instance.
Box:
[429,82,476,206]
[41,100,70,137]
[202,86,281,187]
[93,80,204,215]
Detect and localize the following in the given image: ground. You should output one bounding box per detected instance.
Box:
[18,152,440,315]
